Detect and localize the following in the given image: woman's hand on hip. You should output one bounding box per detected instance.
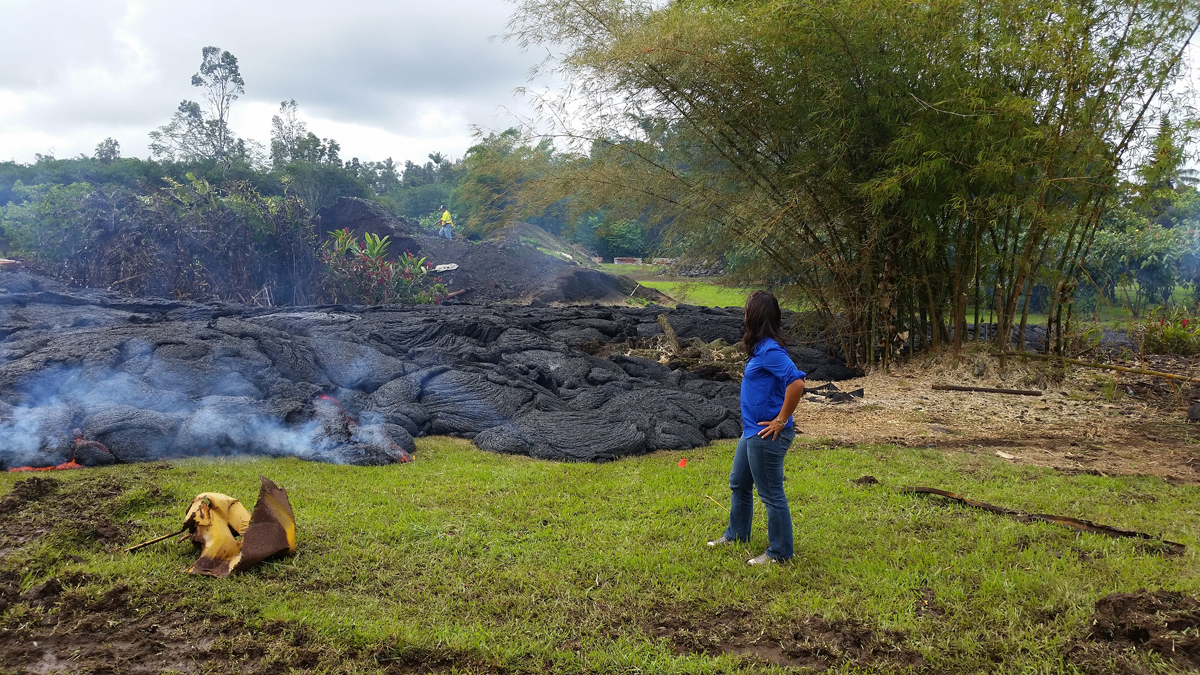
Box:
[756,418,786,440]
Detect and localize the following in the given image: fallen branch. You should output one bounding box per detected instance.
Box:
[932,384,1042,396]
[444,288,472,299]
[903,486,1185,555]
[108,273,144,290]
[1002,351,1200,384]
[126,527,187,553]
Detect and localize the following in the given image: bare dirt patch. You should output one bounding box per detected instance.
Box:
[0,580,501,675]
[1066,589,1200,674]
[645,605,925,671]
[0,476,59,514]
[794,352,1200,483]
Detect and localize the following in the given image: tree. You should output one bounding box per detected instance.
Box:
[270,100,307,168]
[190,46,245,160]
[453,129,558,236]
[149,46,249,163]
[94,138,120,164]
[506,0,1200,366]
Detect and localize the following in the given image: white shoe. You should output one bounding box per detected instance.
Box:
[707,536,733,547]
[747,553,777,565]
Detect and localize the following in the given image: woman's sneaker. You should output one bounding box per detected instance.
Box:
[747,553,777,565]
[707,536,733,547]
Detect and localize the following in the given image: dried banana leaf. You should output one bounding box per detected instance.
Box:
[185,479,296,577]
[231,475,297,573]
[185,493,250,576]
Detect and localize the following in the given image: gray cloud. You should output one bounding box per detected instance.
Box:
[0,0,541,163]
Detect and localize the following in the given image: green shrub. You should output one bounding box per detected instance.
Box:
[1140,307,1200,355]
[320,229,446,304]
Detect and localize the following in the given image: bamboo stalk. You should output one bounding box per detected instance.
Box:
[932,384,1043,396]
[1003,351,1200,383]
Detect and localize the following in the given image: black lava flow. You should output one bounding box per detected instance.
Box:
[0,271,852,467]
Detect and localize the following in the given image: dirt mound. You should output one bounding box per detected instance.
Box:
[1067,589,1200,672]
[416,228,664,305]
[314,197,423,258]
[0,270,850,467]
[646,605,924,671]
[314,199,664,305]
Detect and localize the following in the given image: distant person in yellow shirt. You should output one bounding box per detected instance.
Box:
[439,205,454,240]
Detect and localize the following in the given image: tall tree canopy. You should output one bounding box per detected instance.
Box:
[149,46,255,164]
[507,0,1200,366]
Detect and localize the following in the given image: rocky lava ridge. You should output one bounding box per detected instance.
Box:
[0,271,849,468]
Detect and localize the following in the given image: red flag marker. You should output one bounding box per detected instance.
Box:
[679,458,687,468]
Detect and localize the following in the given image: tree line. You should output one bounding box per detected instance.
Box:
[0,46,661,302]
[0,45,656,275]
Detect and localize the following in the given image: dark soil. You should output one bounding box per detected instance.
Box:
[645,605,925,671]
[1067,589,1200,674]
[0,578,505,675]
[0,475,59,514]
[0,475,137,579]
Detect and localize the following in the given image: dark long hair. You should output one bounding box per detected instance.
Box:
[742,291,787,355]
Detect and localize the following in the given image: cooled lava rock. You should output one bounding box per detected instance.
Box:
[0,270,849,467]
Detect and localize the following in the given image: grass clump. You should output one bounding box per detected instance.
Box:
[1,438,1197,673]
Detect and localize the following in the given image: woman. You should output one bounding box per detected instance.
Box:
[708,291,805,565]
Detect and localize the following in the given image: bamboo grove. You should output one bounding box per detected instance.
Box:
[502,0,1200,369]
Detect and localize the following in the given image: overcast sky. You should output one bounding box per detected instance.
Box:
[0,0,546,165]
[3,2,1197,168]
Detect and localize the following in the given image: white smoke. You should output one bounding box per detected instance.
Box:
[0,362,398,469]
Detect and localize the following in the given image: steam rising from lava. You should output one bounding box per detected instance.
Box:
[0,363,410,470]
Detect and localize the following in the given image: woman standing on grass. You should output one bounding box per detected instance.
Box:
[708,291,806,565]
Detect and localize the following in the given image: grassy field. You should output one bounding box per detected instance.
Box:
[2,437,1197,673]
[637,280,754,308]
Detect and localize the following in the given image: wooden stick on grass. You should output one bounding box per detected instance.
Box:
[932,384,1043,396]
[126,528,186,553]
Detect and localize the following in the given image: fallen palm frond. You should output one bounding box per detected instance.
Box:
[225,476,296,575]
[125,528,187,553]
[902,486,1184,555]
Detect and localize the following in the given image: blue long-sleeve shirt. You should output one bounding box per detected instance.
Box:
[740,338,805,438]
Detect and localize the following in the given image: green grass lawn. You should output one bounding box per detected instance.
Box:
[598,263,662,278]
[2,438,1197,673]
[637,281,754,308]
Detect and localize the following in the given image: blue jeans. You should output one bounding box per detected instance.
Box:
[723,428,795,559]
[440,225,453,240]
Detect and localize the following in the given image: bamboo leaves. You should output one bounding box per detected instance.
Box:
[506,0,1199,365]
